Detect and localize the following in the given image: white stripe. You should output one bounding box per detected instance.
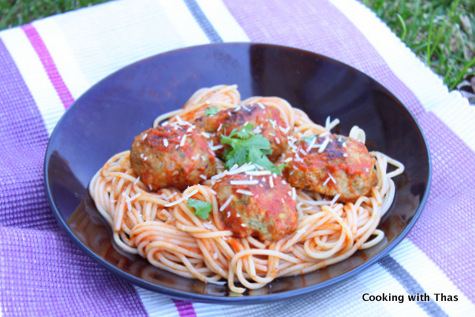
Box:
[331,0,475,152]
[195,0,250,42]
[161,0,209,45]
[0,28,65,135]
[193,302,229,317]
[431,97,475,152]
[33,19,91,100]
[134,286,180,317]
[391,239,475,315]
[41,0,210,86]
[359,263,426,316]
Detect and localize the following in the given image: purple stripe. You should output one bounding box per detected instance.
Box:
[21,24,74,109]
[0,39,147,315]
[223,0,425,118]
[407,112,475,303]
[0,226,148,316]
[224,0,474,303]
[0,38,56,230]
[172,298,197,317]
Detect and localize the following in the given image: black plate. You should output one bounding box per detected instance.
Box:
[44,43,431,304]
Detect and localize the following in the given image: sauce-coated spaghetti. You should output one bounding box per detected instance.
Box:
[89,85,404,293]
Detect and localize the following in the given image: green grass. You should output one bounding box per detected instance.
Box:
[363,0,475,90]
[1,0,474,90]
[0,0,108,29]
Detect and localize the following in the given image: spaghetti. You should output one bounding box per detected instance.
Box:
[89,85,404,293]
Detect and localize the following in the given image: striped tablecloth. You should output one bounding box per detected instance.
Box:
[0,0,473,316]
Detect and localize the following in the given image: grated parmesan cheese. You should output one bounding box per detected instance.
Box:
[210,144,224,151]
[306,135,317,152]
[325,117,340,131]
[279,125,291,134]
[180,134,187,147]
[269,176,274,188]
[318,138,330,153]
[331,194,341,205]
[220,195,234,211]
[269,119,276,129]
[230,180,258,185]
[245,170,271,176]
[236,189,253,196]
[164,189,198,207]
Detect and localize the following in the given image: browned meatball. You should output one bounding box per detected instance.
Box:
[211,171,297,241]
[192,103,288,161]
[130,126,216,191]
[283,134,376,202]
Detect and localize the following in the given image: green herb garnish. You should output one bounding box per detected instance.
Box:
[220,123,285,174]
[187,198,213,220]
[204,105,219,116]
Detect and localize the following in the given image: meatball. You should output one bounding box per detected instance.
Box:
[212,171,297,241]
[283,134,376,202]
[192,103,289,161]
[130,126,216,191]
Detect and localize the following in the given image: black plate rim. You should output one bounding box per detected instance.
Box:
[44,42,432,304]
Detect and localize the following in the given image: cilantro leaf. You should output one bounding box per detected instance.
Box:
[234,123,254,138]
[242,134,272,153]
[248,147,274,171]
[224,146,248,168]
[204,106,219,116]
[248,148,287,174]
[187,198,213,220]
[220,124,285,174]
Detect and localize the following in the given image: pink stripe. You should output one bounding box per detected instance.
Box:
[21,24,74,109]
[172,299,197,317]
